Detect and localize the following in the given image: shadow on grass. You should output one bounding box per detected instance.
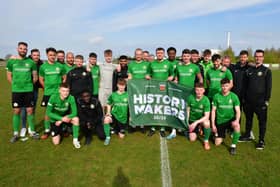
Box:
[112,167,131,187]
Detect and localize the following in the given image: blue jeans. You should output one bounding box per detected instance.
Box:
[21,89,38,128]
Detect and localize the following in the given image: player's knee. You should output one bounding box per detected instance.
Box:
[44,115,49,120]
[232,122,240,131]
[72,117,79,125]
[104,116,111,124]
[203,120,210,128]
[26,107,33,115]
[189,133,197,142]
[215,138,223,146]
[13,108,21,114]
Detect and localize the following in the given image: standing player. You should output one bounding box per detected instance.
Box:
[191,49,204,83]
[146,47,174,137]
[39,47,66,139]
[211,78,241,155]
[66,55,93,99]
[56,50,65,64]
[46,83,81,148]
[222,56,235,74]
[6,42,39,142]
[87,52,100,99]
[128,48,150,80]
[142,51,150,62]
[239,49,272,150]
[99,49,117,107]
[167,47,179,74]
[64,52,75,73]
[112,55,128,92]
[187,83,211,150]
[167,49,202,139]
[199,49,213,89]
[206,54,233,101]
[103,79,128,145]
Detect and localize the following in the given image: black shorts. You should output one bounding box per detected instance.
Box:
[112,115,127,134]
[12,92,34,108]
[41,95,51,107]
[216,119,234,138]
[51,122,65,137]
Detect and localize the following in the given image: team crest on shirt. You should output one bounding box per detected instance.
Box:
[164,65,167,68]
[219,73,223,76]
[56,67,60,71]
[229,99,232,104]
[65,102,69,107]
[123,98,128,102]
[189,69,193,73]
[90,104,94,109]
[82,72,86,76]
[199,104,203,109]
[143,66,147,69]
[257,72,263,76]
[25,63,29,67]
[13,102,18,107]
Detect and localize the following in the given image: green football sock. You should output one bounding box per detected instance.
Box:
[12,114,20,132]
[44,120,50,132]
[232,132,241,145]
[27,114,35,131]
[104,123,110,138]
[72,125,79,139]
[204,127,211,141]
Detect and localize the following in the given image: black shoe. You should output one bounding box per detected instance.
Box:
[140,127,146,134]
[147,130,155,137]
[128,127,136,134]
[256,140,265,150]
[238,135,253,142]
[159,130,166,137]
[230,147,236,155]
[85,136,92,145]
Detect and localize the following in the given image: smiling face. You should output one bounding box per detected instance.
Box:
[182,53,191,64]
[195,87,205,99]
[57,52,65,63]
[135,49,143,61]
[31,51,40,63]
[156,50,165,61]
[255,52,264,65]
[191,53,200,63]
[221,82,231,95]
[75,58,84,67]
[17,44,28,58]
[59,87,70,100]
[66,53,74,66]
[167,50,176,61]
[47,51,56,63]
[213,58,221,69]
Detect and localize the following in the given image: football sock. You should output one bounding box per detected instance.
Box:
[104,123,110,138]
[27,114,35,132]
[44,120,50,132]
[204,128,211,141]
[232,132,241,145]
[72,125,79,139]
[13,114,20,133]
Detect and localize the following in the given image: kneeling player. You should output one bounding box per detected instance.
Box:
[46,83,81,148]
[103,79,128,145]
[187,83,211,150]
[211,78,241,155]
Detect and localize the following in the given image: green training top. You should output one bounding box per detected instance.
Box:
[206,67,233,99]
[212,92,240,125]
[199,60,213,88]
[188,94,210,122]
[149,59,174,81]
[128,60,149,79]
[6,58,37,92]
[91,65,100,95]
[175,62,200,88]
[46,93,77,123]
[107,91,128,124]
[39,61,66,96]
[64,63,75,74]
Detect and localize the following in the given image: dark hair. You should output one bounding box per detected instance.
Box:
[212,54,221,62]
[203,49,212,56]
[57,50,65,54]
[156,47,165,52]
[182,49,191,55]
[119,55,128,60]
[104,49,112,55]
[18,42,28,47]
[221,78,230,85]
[143,50,149,54]
[89,52,97,58]
[31,48,40,54]
[195,82,204,88]
[117,78,126,85]
[239,50,248,56]
[191,49,199,55]
[255,49,264,56]
[75,55,84,60]
[46,47,57,54]
[60,82,70,88]
[167,47,176,53]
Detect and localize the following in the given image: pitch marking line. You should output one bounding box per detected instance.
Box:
[160,136,172,187]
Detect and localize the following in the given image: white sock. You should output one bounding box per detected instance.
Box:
[231,144,236,148]
[73,138,78,142]
[171,129,176,135]
[14,131,19,136]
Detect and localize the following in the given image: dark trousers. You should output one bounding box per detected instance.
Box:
[80,122,105,140]
[243,102,267,141]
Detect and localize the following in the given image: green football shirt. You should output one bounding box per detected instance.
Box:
[107,91,128,124]
[64,63,75,74]
[6,58,37,92]
[149,59,174,81]
[187,94,210,122]
[199,60,213,88]
[46,93,77,122]
[39,61,66,96]
[175,62,200,88]
[90,65,100,95]
[212,92,240,125]
[206,67,233,99]
[128,60,149,79]
[167,59,179,74]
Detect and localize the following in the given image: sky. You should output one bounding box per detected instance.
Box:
[1,0,280,59]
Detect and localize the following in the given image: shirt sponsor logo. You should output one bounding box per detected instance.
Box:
[90,104,95,109]
[82,72,86,76]
[257,72,263,76]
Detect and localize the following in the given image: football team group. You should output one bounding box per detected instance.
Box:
[6,42,272,155]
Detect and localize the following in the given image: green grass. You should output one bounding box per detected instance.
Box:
[0,68,279,186]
